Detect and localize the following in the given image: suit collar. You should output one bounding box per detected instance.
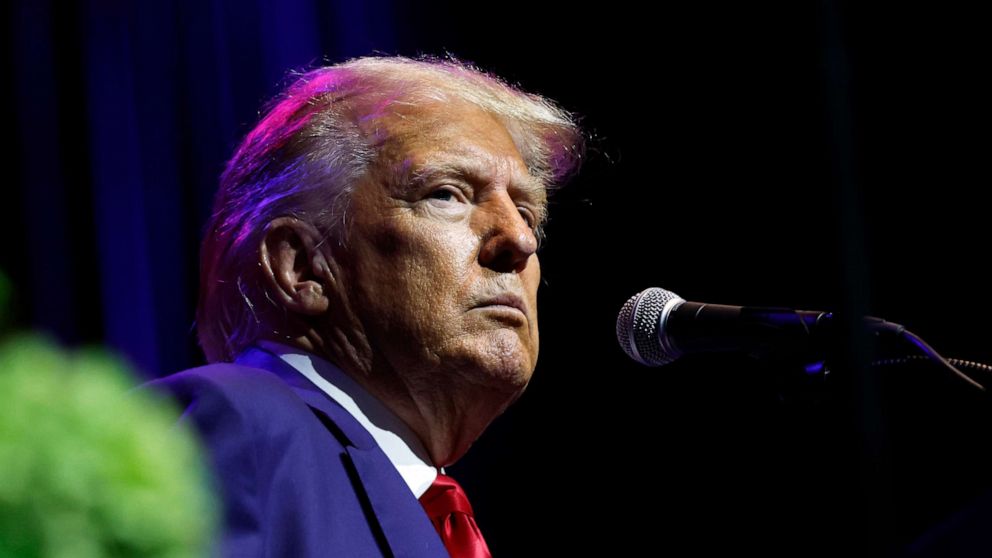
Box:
[233,344,449,558]
[234,344,377,450]
[254,340,439,499]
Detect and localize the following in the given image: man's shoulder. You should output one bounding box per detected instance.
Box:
[140,361,297,410]
[137,361,325,440]
[144,361,291,397]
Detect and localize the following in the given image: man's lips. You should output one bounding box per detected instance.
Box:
[474,294,528,317]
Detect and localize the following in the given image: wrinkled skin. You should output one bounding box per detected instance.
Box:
[259,100,546,466]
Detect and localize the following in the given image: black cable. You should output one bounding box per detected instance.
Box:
[872,354,992,376]
[867,328,989,392]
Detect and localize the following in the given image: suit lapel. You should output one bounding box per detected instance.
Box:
[346,445,451,558]
[234,345,449,558]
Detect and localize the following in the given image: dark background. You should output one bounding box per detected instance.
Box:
[3,0,990,555]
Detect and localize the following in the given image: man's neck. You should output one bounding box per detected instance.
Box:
[259,334,518,467]
[256,339,441,495]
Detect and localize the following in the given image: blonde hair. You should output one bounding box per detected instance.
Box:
[197,54,585,363]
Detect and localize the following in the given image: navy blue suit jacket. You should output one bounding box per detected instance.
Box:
[140,345,450,557]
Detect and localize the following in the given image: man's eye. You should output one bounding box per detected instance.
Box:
[427,188,458,202]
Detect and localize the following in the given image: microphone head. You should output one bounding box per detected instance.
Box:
[616,287,685,366]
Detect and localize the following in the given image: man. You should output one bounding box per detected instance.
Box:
[143,55,584,557]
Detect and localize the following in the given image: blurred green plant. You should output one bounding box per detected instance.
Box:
[0,270,217,557]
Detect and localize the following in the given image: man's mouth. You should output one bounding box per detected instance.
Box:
[474,294,527,318]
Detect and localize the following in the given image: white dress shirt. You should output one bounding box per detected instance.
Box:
[256,340,439,498]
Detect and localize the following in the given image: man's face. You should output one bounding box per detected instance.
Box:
[338,101,545,394]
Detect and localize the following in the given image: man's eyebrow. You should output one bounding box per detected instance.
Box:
[406,158,549,206]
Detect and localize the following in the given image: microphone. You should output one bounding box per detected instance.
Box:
[616,287,836,366]
[615,287,987,393]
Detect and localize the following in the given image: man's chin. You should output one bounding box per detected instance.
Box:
[452,358,533,395]
[477,330,535,387]
[430,328,535,388]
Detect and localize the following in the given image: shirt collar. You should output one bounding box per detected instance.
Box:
[256,340,439,498]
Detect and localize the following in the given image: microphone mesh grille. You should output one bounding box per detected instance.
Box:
[616,287,682,366]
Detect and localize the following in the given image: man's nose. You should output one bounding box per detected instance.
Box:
[477,193,538,274]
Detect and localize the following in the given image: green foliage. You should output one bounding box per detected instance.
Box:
[0,334,218,557]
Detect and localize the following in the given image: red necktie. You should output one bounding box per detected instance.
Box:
[419,473,493,558]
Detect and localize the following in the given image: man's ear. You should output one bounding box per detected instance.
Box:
[258,217,334,316]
